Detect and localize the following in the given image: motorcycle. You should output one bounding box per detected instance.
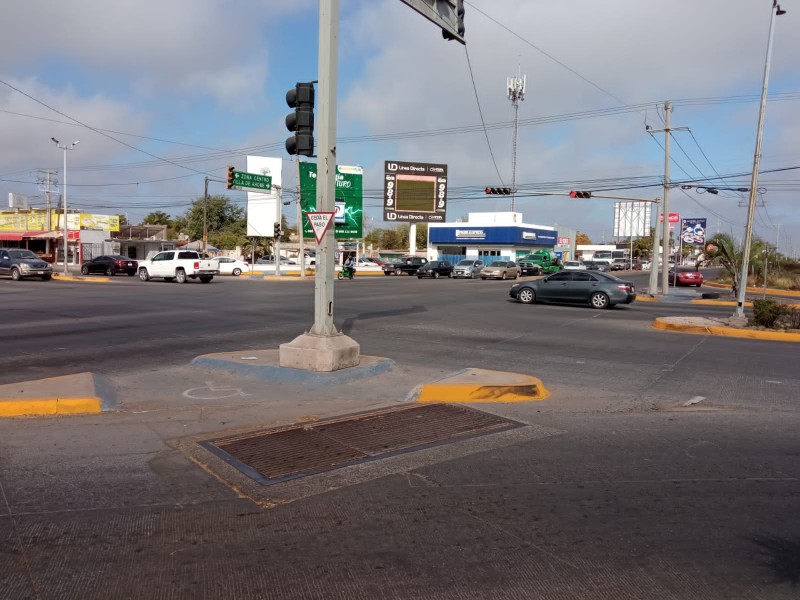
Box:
[337,265,355,280]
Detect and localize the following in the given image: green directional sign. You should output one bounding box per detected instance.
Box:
[232,170,272,191]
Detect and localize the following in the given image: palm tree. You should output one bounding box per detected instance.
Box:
[704,233,767,295]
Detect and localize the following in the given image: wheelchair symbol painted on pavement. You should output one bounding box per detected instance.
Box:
[182,381,252,400]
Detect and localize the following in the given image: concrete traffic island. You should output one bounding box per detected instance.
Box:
[653,316,800,342]
[0,372,114,418]
[413,368,550,403]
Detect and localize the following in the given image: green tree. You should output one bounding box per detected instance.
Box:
[576,232,592,245]
[184,195,244,242]
[142,211,172,226]
[704,233,767,296]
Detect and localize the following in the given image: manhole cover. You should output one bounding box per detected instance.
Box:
[201,403,522,486]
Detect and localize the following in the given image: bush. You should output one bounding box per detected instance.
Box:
[749,299,785,328]
[782,307,800,330]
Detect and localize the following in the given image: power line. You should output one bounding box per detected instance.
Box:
[463,44,505,184]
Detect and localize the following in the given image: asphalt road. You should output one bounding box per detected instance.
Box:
[2,271,799,599]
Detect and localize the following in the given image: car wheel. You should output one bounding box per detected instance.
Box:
[518,288,535,304]
[501,272,507,280]
[138,268,150,281]
[232,268,242,276]
[417,275,422,279]
[127,271,135,276]
[176,269,187,283]
[199,276,212,283]
[41,274,52,281]
[589,292,610,309]
[513,272,519,280]
[433,271,439,279]
[394,268,403,276]
[105,266,114,276]
[447,271,452,278]
[81,265,89,275]
[164,277,173,282]
[696,283,702,287]
[10,267,21,281]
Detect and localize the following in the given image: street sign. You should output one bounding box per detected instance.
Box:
[232,170,272,191]
[659,212,680,223]
[306,211,335,244]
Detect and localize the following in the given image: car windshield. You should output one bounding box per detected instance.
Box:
[457,260,475,266]
[10,250,38,259]
[488,261,507,267]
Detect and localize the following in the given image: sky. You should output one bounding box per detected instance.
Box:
[1,0,798,255]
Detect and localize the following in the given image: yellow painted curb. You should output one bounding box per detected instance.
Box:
[652,318,800,343]
[0,396,102,418]
[417,368,550,403]
[691,299,749,307]
[636,295,658,302]
[53,274,111,283]
[704,281,800,297]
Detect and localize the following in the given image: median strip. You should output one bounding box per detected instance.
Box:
[653,317,800,343]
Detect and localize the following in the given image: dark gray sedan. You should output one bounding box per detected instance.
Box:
[509,270,636,309]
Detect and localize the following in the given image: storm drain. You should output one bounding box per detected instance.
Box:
[201,403,523,486]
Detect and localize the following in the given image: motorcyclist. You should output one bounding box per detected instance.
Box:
[344,254,356,278]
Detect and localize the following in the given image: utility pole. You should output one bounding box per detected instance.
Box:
[37,170,57,257]
[203,176,209,256]
[507,69,525,213]
[647,101,687,293]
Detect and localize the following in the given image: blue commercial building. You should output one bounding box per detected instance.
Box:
[426,212,561,263]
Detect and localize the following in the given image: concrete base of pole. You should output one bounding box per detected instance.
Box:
[279,332,360,372]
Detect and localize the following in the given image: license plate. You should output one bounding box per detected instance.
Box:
[631,286,635,292]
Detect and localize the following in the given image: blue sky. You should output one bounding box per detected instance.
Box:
[1,0,798,254]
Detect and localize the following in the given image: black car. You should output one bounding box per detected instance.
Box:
[0,248,53,280]
[509,270,636,309]
[81,255,138,276]
[416,260,454,279]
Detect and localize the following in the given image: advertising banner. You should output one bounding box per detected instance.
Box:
[383,160,447,223]
[246,156,282,238]
[300,163,363,239]
[613,202,651,237]
[80,214,120,231]
[681,218,707,246]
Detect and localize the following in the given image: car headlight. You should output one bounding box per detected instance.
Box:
[19,263,32,271]
[510,283,521,289]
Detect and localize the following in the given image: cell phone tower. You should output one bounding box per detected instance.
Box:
[507,68,525,213]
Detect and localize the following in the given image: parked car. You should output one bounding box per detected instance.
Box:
[417,260,454,279]
[0,248,53,280]
[217,257,250,276]
[518,260,541,277]
[256,256,291,265]
[138,250,219,283]
[382,256,428,276]
[480,260,520,280]
[642,260,675,270]
[453,259,484,279]
[509,270,637,309]
[562,260,587,271]
[363,257,384,266]
[669,268,704,287]
[81,255,138,276]
[631,260,643,270]
[583,261,612,272]
[611,258,631,271]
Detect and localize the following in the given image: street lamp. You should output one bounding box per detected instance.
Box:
[51,137,79,275]
[735,0,786,319]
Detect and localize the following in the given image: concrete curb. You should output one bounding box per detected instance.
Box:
[412,368,550,403]
[636,295,658,302]
[691,299,748,307]
[0,372,116,418]
[704,281,800,298]
[53,274,111,283]
[653,317,800,343]
[191,350,396,387]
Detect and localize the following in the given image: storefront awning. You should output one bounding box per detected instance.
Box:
[0,232,24,241]
[23,230,80,240]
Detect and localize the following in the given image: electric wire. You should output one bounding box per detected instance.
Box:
[463,44,505,184]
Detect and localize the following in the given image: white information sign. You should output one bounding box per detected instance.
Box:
[306,211,336,244]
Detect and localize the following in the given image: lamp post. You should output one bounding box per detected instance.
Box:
[51,137,79,275]
[735,0,786,319]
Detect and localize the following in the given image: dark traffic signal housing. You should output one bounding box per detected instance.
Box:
[442,0,465,41]
[569,191,592,198]
[274,222,282,238]
[226,165,235,189]
[485,187,511,195]
[285,82,315,157]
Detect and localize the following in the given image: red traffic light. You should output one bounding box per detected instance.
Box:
[569,191,591,198]
[485,187,511,195]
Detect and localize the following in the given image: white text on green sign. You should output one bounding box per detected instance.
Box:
[233,171,272,191]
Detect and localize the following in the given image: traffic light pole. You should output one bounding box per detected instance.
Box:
[279,0,360,372]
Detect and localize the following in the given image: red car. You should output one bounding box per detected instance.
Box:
[669,268,704,287]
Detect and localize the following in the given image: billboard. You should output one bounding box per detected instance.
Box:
[613,202,651,237]
[299,163,363,239]
[384,161,447,223]
[681,218,707,246]
[246,156,282,238]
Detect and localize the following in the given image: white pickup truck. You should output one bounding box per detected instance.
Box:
[137,250,220,283]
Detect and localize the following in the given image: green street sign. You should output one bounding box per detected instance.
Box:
[232,170,272,191]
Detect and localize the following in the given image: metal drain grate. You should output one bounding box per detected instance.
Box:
[201,403,522,486]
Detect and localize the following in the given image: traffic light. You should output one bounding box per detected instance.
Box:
[226,165,235,189]
[285,82,315,157]
[442,0,465,42]
[274,222,282,238]
[485,187,511,195]
[569,191,592,198]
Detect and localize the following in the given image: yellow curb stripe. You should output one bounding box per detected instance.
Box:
[691,299,749,307]
[417,380,550,403]
[652,318,800,343]
[704,281,800,297]
[0,397,102,418]
[636,296,658,302]
[53,275,111,282]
